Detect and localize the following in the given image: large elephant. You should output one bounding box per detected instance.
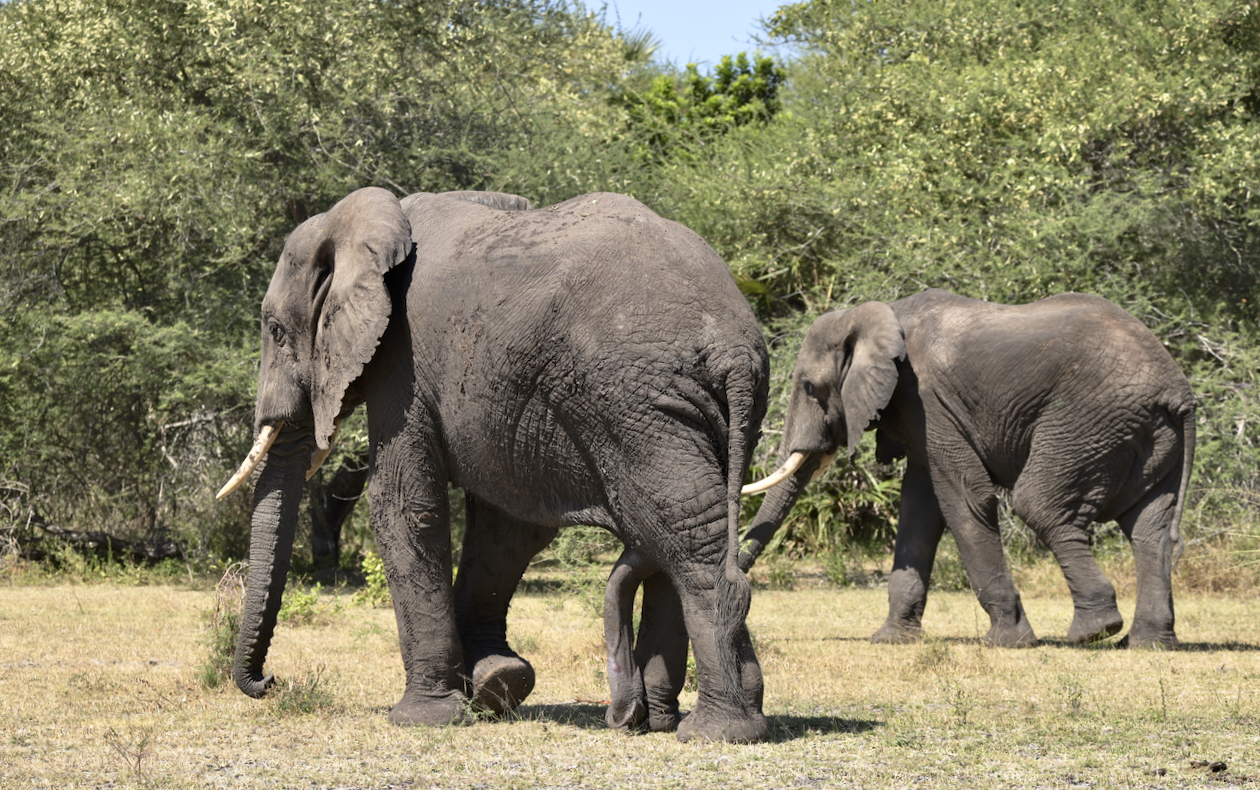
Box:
[741,289,1196,649]
[216,186,771,742]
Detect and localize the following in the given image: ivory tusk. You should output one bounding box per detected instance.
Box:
[305,418,343,481]
[741,451,809,495]
[216,422,284,500]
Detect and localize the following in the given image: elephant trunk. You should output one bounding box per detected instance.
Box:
[738,452,827,572]
[233,424,315,698]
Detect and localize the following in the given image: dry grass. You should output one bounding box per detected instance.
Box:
[2,568,1259,789]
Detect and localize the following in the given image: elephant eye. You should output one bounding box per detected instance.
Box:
[803,380,816,398]
[267,321,286,346]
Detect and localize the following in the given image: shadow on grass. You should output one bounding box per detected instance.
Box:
[772,634,1260,652]
[504,703,881,742]
[766,714,881,741]
[515,702,607,729]
[1030,637,1260,652]
[1173,641,1260,652]
[517,578,571,594]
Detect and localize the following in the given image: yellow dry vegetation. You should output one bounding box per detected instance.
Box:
[1,573,1258,788]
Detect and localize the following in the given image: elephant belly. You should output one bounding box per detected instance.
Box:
[446,395,616,532]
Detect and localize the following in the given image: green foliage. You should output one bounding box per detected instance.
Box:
[544,525,619,617]
[679,0,1256,310]
[610,53,786,163]
[0,309,254,549]
[352,551,391,609]
[0,0,633,555]
[277,577,338,625]
[765,556,796,590]
[821,548,852,587]
[547,524,619,568]
[929,536,974,593]
[267,666,340,716]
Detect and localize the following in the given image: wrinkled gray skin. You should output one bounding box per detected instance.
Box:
[602,548,763,733]
[741,289,1195,648]
[232,186,770,742]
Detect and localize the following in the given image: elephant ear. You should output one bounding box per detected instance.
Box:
[817,302,906,458]
[311,187,413,449]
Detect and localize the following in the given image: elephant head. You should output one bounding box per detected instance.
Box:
[217,186,413,698]
[740,301,906,567]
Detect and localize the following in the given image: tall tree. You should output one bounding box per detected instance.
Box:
[0,0,630,551]
[656,0,1260,552]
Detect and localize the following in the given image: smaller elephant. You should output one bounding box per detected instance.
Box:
[742,289,1196,649]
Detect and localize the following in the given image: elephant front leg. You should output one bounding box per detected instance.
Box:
[937,473,1037,648]
[874,464,944,644]
[455,495,558,715]
[370,432,468,726]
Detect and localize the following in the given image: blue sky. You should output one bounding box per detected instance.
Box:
[602,1,778,69]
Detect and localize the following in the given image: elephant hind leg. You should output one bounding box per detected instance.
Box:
[634,570,690,732]
[874,463,944,645]
[1116,476,1181,649]
[1036,522,1123,644]
[1011,468,1123,644]
[454,495,558,714]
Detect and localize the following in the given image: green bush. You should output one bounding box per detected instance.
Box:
[352,551,392,609]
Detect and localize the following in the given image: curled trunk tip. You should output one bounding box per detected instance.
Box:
[234,666,275,699]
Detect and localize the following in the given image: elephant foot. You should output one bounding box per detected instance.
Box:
[871,620,924,644]
[983,617,1037,648]
[606,693,681,733]
[606,696,648,732]
[388,688,470,727]
[647,702,682,733]
[1067,608,1124,644]
[469,653,536,715]
[1119,625,1178,650]
[676,708,768,744]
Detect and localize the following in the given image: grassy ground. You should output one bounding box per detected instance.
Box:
[1,564,1258,789]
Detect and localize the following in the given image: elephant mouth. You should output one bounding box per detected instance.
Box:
[215,417,342,499]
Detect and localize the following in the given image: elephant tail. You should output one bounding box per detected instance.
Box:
[714,360,759,708]
[1169,402,1196,553]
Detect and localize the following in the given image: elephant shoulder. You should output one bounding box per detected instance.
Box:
[543,192,657,221]
[889,290,973,350]
[890,289,977,326]
[437,190,534,211]
[1035,291,1124,317]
